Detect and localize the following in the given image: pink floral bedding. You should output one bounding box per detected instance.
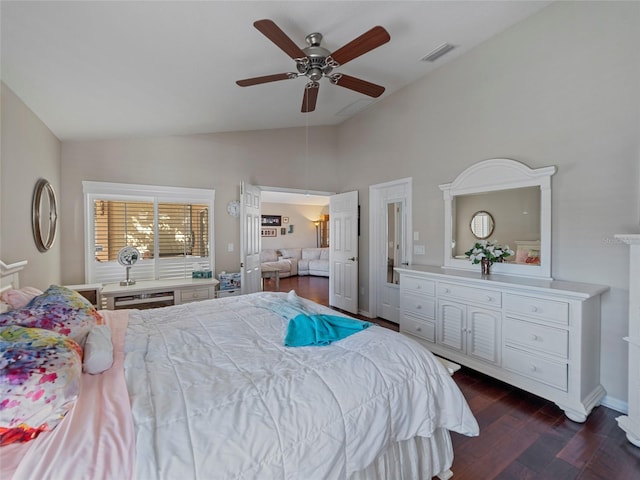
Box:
[1,310,134,480]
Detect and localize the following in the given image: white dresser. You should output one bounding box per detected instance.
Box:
[396,265,608,422]
[615,234,640,447]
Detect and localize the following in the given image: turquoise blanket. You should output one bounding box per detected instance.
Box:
[284,313,372,347]
[254,291,372,347]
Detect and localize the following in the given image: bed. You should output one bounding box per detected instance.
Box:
[1,260,478,479]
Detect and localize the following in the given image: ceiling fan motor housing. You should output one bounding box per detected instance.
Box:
[297,32,333,81]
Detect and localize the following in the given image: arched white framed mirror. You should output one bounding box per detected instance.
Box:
[440,158,556,279]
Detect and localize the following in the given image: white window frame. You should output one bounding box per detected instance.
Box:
[83,181,215,284]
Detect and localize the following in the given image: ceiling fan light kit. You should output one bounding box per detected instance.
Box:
[236,19,390,113]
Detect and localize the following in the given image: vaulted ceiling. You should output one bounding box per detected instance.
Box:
[1,1,551,141]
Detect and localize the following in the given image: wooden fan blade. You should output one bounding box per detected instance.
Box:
[254,19,306,59]
[329,26,390,66]
[236,73,295,87]
[301,82,319,113]
[332,74,385,98]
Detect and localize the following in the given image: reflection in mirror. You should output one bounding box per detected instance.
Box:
[387,201,403,284]
[470,211,494,239]
[453,187,541,262]
[440,158,556,279]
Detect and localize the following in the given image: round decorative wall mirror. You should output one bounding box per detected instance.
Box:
[31,178,58,252]
[470,210,494,239]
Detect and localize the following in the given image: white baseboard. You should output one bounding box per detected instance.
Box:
[601,395,627,414]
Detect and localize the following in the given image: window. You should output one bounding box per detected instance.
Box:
[84,181,215,284]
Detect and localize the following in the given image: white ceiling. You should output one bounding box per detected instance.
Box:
[1,1,551,142]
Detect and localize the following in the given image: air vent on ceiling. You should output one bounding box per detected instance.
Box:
[421,43,456,62]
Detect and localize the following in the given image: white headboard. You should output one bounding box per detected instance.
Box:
[1,259,28,312]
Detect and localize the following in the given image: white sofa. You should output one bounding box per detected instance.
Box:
[260,249,298,277]
[262,247,329,277]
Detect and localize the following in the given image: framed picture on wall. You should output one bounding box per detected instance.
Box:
[261,215,282,226]
[261,227,277,237]
[280,227,286,235]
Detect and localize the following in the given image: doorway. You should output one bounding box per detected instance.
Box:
[369,178,412,322]
[258,187,333,298]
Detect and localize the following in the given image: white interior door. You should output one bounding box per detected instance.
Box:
[329,191,358,314]
[240,182,261,294]
[369,178,412,322]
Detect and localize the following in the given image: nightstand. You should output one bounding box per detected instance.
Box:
[101,278,219,310]
[66,283,103,308]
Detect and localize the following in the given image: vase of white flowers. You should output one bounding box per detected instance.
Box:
[464,240,514,275]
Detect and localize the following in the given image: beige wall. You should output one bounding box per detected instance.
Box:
[1,83,62,289]
[260,202,328,250]
[60,126,338,282]
[336,1,639,406]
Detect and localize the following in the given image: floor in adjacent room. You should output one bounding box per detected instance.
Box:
[268,275,640,479]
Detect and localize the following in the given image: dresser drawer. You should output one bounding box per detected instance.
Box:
[504,317,568,358]
[402,293,436,319]
[180,287,211,303]
[438,282,501,308]
[402,276,436,296]
[504,294,569,325]
[401,315,435,343]
[503,346,567,391]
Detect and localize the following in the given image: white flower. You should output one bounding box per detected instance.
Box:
[464,239,514,265]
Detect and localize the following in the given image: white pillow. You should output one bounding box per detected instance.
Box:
[82,325,113,374]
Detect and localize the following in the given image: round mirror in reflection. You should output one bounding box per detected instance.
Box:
[470,210,494,239]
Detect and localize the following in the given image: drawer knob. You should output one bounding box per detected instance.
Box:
[416,327,422,332]
[530,305,539,313]
[530,334,539,341]
[416,284,421,289]
[416,304,422,309]
[530,364,537,372]
[444,288,450,294]
[486,295,493,302]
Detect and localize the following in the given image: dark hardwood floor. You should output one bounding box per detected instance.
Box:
[267,275,640,479]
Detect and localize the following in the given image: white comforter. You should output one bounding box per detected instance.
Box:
[124,292,478,480]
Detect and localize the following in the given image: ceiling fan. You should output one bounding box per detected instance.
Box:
[236,19,390,113]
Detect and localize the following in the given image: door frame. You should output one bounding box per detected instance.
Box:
[368,178,412,319]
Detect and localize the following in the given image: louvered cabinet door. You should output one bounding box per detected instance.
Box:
[437,300,466,353]
[467,307,501,365]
